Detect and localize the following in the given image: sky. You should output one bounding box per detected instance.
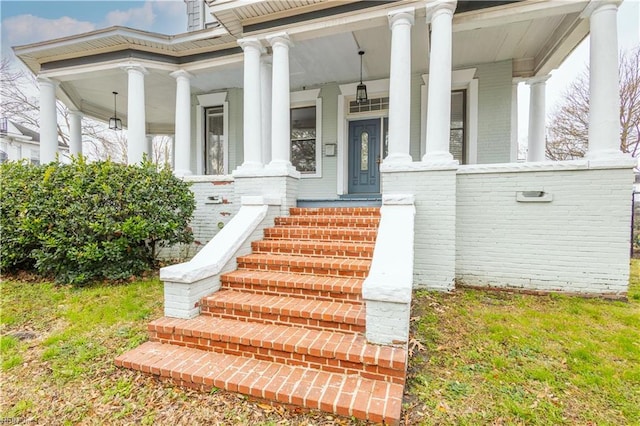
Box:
[1,0,187,57]
[1,0,639,145]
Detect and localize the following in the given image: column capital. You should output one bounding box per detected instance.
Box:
[170,69,193,81]
[37,76,59,88]
[426,0,457,23]
[526,75,551,86]
[238,37,266,53]
[388,7,415,28]
[68,109,83,118]
[581,0,620,18]
[266,32,293,49]
[121,63,149,76]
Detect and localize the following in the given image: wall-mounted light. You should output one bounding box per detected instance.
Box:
[109,91,122,130]
[356,50,368,104]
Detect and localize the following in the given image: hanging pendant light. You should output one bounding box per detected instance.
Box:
[356,50,368,104]
[109,91,122,130]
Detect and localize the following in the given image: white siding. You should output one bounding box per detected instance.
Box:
[476,60,512,164]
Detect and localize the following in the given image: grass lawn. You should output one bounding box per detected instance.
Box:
[1,263,638,425]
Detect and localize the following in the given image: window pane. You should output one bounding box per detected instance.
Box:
[361,131,369,171]
[291,139,316,173]
[205,106,224,175]
[291,106,317,174]
[450,90,466,164]
[450,129,464,164]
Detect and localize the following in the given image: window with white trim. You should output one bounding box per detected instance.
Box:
[450,90,467,164]
[290,106,317,174]
[204,105,225,174]
[290,90,322,178]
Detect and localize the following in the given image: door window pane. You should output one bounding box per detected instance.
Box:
[290,106,317,174]
[205,106,224,175]
[360,131,369,171]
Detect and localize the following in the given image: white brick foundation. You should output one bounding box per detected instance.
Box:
[161,196,281,318]
[456,161,633,295]
[382,164,457,291]
[158,175,237,260]
[363,194,415,345]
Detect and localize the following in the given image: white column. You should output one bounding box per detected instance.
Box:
[510,80,519,162]
[526,75,549,162]
[586,1,623,159]
[171,70,193,175]
[123,64,148,165]
[261,55,273,165]
[237,38,265,171]
[68,110,83,157]
[386,8,415,164]
[38,77,59,163]
[422,0,457,164]
[267,32,296,174]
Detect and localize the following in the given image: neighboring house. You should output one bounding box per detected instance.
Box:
[0,118,68,164]
[14,1,634,421]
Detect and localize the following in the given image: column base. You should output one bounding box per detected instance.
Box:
[266,161,301,179]
[232,162,265,177]
[421,150,457,165]
[233,172,300,216]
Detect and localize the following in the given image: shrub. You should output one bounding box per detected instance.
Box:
[0,161,44,271]
[0,157,195,284]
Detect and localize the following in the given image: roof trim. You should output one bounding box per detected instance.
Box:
[40,47,243,71]
[12,25,229,54]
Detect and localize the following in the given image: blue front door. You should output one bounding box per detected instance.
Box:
[348,119,381,194]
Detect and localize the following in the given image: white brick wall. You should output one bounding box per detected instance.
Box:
[382,167,457,291]
[456,163,633,295]
[158,175,237,260]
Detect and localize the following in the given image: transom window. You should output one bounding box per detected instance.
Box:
[349,97,389,114]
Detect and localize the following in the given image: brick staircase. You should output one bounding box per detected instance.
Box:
[115,207,407,424]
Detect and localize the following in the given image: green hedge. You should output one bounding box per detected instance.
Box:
[0,158,195,284]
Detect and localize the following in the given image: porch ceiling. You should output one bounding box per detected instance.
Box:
[16,0,591,133]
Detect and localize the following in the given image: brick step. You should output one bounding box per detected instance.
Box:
[252,239,374,260]
[221,270,363,304]
[148,316,407,384]
[236,253,370,278]
[115,341,403,424]
[274,215,379,228]
[200,290,365,333]
[264,226,378,243]
[290,207,380,217]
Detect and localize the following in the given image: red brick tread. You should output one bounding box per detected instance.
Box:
[200,290,365,332]
[289,207,380,217]
[148,316,407,383]
[264,226,378,243]
[237,253,371,278]
[251,239,375,259]
[274,215,379,228]
[115,341,403,423]
[221,270,363,303]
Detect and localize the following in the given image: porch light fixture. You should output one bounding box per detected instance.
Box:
[356,50,368,104]
[109,91,122,130]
